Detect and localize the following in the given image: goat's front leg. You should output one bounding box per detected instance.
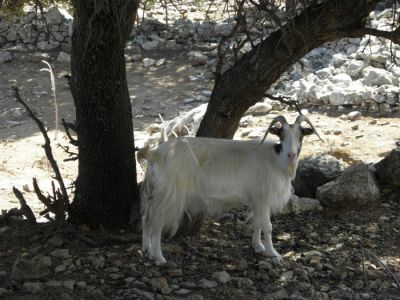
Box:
[149,225,166,266]
[261,211,283,265]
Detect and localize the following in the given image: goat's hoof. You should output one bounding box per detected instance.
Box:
[154,256,167,266]
[253,244,266,254]
[271,255,283,266]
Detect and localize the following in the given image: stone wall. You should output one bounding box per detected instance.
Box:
[0,4,399,114]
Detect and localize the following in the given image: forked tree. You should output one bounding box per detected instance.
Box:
[182,0,400,234]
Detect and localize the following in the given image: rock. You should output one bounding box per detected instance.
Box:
[347,111,362,121]
[48,236,64,247]
[375,146,400,188]
[186,295,204,300]
[0,288,7,297]
[317,163,380,209]
[245,102,272,116]
[141,40,160,51]
[269,289,289,299]
[60,293,74,300]
[362,66,396,86]
[37,41,59,51]
[151,277,169,292]
[57,51,71,63]
[45,7,65,25]
[63,280,76,290]
[50,249,70,258]
[287,196,323,214]
[346,60,367,78]
[212,271,231,284]
[293,155,347,198]
[143,58,156,68]
[11,256,51,280]
[0,50,12,63]
[23,282,43,293]
[199,279,218,289]
[29,52,51,62]
[45,280,62,287]
[55,264,67,273]
[188,51,208,66]
[167,269,183,277]
[156,58,166,67]
[175,288,191,295]
[237,260,248,271]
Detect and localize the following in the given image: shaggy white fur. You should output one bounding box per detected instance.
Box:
[138,115,321,266]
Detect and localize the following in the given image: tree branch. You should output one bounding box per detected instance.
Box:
[342,27,400,45]
[264,93,302,114]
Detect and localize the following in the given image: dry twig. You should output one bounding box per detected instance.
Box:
[12,187,37,224]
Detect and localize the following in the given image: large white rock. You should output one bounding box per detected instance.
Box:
[346,60,367,78]
[317,163,380,209]
[362,66,397,86]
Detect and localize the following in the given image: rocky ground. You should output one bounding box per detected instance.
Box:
[0,49,400,300]
[0,199,399,299]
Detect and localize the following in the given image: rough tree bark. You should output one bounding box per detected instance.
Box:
[197,0,381,138]
[69,0,140,228]
[182,0,386,235]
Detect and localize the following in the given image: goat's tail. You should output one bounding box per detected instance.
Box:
[140,139,200,236]
[137,145,151,170]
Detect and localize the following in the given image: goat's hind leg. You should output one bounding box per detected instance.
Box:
[142,216,151,254]
[252,226,266,254]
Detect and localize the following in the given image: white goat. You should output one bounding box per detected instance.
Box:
[138,115,323,266]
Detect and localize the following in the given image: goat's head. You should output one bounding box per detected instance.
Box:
[260,115,323,176]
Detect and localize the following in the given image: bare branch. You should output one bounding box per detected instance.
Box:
[12,86,69,209]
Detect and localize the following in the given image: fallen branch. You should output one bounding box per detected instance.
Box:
[12,187,37,224]
[366,249,400,289]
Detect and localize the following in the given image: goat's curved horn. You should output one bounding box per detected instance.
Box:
[295,115,324,142]
[260,115,288,144]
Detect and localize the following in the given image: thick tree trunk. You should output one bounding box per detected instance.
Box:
[69,1,140,228]
[181,0,379,235]
[197,0,379,138]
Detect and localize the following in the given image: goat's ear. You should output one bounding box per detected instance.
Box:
[269,126,282,136]
[301,127,314,136]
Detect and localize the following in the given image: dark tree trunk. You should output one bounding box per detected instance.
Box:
[69,1,140,228]
[181,0,379,235]
[197,0,379,139]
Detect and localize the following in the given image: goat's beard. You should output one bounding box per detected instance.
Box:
[287,161,298,179]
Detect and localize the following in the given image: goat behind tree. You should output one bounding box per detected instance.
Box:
[138,115,323,266]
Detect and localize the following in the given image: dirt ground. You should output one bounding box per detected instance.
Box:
[0,50,399,299]
[1,49,400,216]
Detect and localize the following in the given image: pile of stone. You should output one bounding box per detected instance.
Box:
[2,3,399,112]
[0,7,71,52]
[269,9,400,114]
